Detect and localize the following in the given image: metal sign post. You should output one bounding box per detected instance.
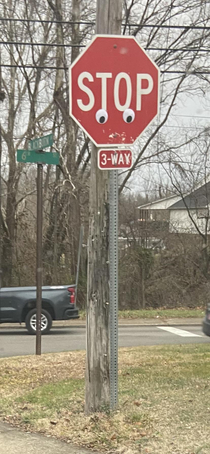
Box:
[36,162,43,355]
[99,150,129,410]
[109,169,118,409]
[16,137,58,356]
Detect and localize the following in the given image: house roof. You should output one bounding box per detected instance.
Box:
[169,181,210,210]
[138,194,181,210]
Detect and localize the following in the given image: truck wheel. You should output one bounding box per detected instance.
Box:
[25,309,52,335]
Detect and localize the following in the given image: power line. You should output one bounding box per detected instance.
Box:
[0,40,85,48]
[148,47,209,53]
[172,114,210,120]
[1,63,209,75]
[0,17,95,26]
[1,16,210,31]
[0,63,67,70]
[0,40,209,53]
[126,23,210,31]
[164,70,210,75]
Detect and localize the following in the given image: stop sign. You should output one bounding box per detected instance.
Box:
[69,35,159,147]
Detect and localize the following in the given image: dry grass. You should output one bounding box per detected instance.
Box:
[80,308,205,320]
[0,344,210,454]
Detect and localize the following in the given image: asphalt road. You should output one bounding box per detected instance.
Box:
[0,324,208,357]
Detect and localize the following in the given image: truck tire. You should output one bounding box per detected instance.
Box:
[25,309,52,335]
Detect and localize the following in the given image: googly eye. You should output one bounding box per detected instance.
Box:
[95,109,108,124]
[123,109,135,123]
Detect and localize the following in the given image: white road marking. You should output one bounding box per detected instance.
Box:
[157,326,202,337]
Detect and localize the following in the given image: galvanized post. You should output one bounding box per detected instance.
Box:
[109,169,118,409]
[36,162,43,355]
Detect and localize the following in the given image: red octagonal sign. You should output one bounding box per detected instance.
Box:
[69,35,159,147]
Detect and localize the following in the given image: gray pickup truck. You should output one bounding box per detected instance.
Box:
[0,285,79,334]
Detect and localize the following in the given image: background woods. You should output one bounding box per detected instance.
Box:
[0,0,210,309]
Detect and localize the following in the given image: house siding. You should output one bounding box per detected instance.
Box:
[169,209,209,234]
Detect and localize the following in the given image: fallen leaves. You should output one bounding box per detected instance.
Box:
[110,433,117,440]
[0,345,210,454]
[133,401,141,407]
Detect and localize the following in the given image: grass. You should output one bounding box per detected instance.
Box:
[118,308,205,319]
[0,344,210,453]
[78,307,205,320]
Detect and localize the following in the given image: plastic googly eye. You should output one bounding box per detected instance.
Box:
[123,109,135,123]
[95,109,108,124]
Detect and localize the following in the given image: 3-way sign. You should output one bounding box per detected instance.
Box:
[98,149,132,170]
[69,35,159,147]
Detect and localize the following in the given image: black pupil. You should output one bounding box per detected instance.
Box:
[99,116,105,123]
[126,115,132,123]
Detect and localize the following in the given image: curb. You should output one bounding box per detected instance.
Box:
[0,318,202,330]
[0,421,99,454]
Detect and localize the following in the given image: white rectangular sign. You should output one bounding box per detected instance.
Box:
[98,149,132,170]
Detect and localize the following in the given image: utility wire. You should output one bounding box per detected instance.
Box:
[0,63,209,75]
[1,17,210,31]
[126,23,210,31]
[0,17,95,25]
[0,40,85,48]
[0,40,209,53]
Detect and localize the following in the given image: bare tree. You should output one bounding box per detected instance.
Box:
[0,0,210,289]
[161,133,210,279]
[0,0,92,285]
[119,0,210,192]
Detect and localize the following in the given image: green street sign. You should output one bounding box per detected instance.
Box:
[17,149,59,165]
[28,133,53,151]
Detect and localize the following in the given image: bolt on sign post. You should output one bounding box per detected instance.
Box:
[17,136,57,355]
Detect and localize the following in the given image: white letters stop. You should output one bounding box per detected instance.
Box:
[77,71,154,112]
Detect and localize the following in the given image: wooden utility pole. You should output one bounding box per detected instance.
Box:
[85,0,122,414]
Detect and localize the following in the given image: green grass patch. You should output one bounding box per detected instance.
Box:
[119,308,205,318]
[79,308,205,320]
[18,378,84,409]
[0,344,209,453]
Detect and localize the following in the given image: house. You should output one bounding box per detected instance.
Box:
[138,194,180,223]
[137,181,210,236]
[129,194,179,249]
[169,181,210,234]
